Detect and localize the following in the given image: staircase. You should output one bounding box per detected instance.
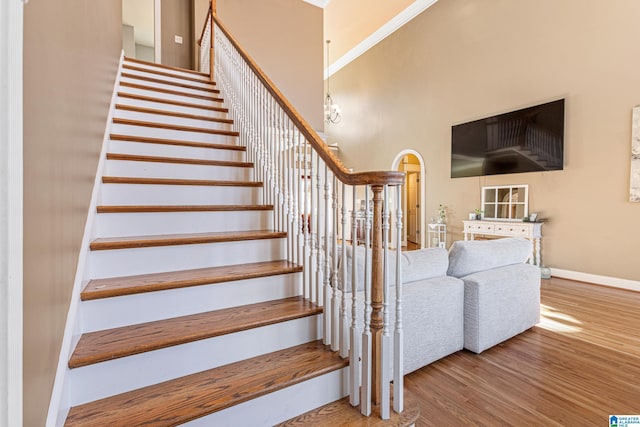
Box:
[58,58,351,426]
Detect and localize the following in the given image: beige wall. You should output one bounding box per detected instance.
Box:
[161,0,194,69]
[328,0,640,281]
[217,0,324,130]
[23,2,122,425]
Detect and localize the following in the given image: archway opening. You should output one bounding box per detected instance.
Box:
[391,150,426,250]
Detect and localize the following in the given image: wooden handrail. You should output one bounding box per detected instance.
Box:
[213,16,404,187]
[197,6,212,46]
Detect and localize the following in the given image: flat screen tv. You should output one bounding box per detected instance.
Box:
[451,99,565,178]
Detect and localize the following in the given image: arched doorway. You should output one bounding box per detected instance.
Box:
[391,150,426,250]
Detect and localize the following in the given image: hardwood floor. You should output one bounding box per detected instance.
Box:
[405,277,640,426]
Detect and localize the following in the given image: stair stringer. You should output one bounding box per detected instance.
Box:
[45,50,126,427]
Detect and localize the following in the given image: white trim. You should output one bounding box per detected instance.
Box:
[153,0,161,63]
[391,150,427,249]
[45,52,126,427]
[325,0,438,79]
[551,268,640,293]
[0,1,23,426]
[302,0,331,8]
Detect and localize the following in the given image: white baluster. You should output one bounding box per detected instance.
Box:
[339,183,348,358]
[393,185,404,413]
[360,186,372,416]
[303,140,311,301]
[350,186,361,405]
[380,185,391,420]
[331,178,340,352]
[315,154,323,307]
[309,149,316,303]
[323,165,332,345]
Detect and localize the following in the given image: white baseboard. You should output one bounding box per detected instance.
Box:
[551,268,640,292]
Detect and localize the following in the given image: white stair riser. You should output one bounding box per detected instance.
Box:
[69,315,322,406]
[116,96,228,119]
[120,76,218,98]
[184,368,348,427]
[119,86,220,107]
[100,183,263,205]
[114,109,233,131]
[95,210,272,237]
[108,140,245,162]
[123,61,211,82]
[122,66,216,89]
[111,123,238,145]
[89,238,286,278]
[80,272,301,331]
[104,160,253,181]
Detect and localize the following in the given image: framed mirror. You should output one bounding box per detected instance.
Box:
[481,185,529,221]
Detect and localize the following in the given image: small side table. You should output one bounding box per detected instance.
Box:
[427,223,446,248]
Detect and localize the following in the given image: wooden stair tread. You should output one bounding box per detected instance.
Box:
[69,296,322,368]
[96,204,273,214]
[124,56,210,77]
[123,63,216,85]
[109,134,244,151]
[115,104,234,124]
[277,387,420,427]
[112,118,239,137]
[81,260,301,300]
[106,153,252,167]
[121,72,220,94]
[120,81,223,102]
[102,176,262,187]
[117,92,229,113]
[65,340,347,426]
[90,229,286,251]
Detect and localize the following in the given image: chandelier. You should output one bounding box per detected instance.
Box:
[324,40,341,124]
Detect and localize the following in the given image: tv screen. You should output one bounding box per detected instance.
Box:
[451,99,565,178]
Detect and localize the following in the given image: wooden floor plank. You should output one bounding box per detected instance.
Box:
[405,277,640,426]
[69,296,321,369]
[278,385,420,426]
[90,229,286,251]
[65,340,346,427]
[81,260,300,300]
[124,56,210,77]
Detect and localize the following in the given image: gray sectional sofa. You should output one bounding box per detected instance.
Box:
[339,237,540,374]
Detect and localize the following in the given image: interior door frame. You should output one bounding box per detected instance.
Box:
[154,0,161,63]
[391,149,426,249]
[1,1,24,426]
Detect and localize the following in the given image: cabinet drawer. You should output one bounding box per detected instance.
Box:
[494,224,530,237]
[466,223,495,233]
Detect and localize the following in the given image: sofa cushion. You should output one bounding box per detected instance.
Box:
[447,237,533,278]
[338,245,449,291]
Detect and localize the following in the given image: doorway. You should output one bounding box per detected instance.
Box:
[122,0,161,63]
[392,150,426,250]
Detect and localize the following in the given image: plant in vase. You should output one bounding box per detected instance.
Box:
[437,204,447,224]
[474,208,483,220]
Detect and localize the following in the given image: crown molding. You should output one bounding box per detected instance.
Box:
[326,0,438,79]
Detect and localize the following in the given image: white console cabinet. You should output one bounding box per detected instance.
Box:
[462,220,543,266]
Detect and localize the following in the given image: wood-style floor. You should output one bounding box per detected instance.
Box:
[405,277,640,426]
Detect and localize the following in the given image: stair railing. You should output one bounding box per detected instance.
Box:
[205,12,406,419]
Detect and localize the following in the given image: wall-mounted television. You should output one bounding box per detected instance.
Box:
[451,99,565,178]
